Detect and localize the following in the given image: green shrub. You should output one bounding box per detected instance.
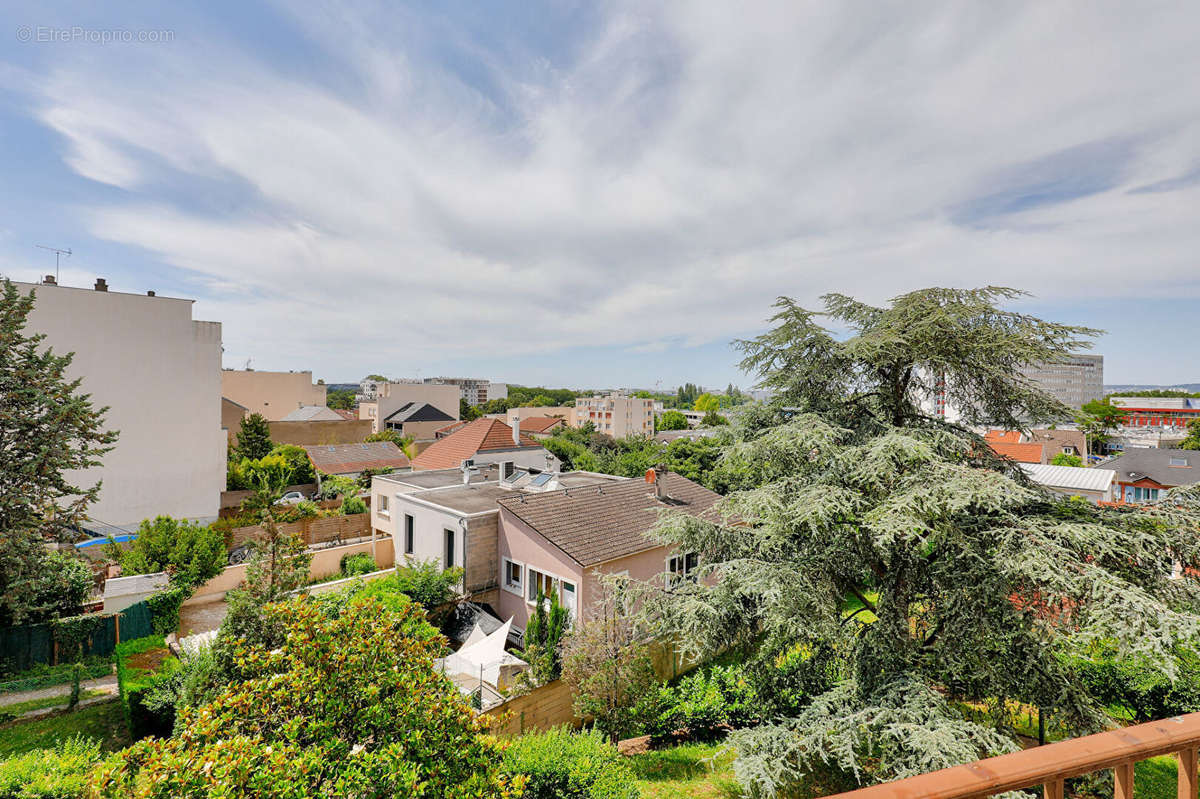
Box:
[341,495,367,515]
[115,517,226,586]
[315,475,358,501]
[650,664,761,741]
[503,727,639,799]
[269,444,314,485]
[339,552,376,577]
[277,500,319,523]
[1068,643,1200,722]
[359,559,462,615]
[0,736,103,799]
[145,584,190,636]
[115,636,175,741]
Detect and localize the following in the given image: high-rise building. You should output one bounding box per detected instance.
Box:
[574,392,655,437]
[14,277,224,530]
[1019,354,1104,410]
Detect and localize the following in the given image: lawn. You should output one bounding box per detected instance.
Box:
[0,700,129,757]
[629,743,743,798]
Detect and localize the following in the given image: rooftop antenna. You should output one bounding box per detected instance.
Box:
[35,245,71,283]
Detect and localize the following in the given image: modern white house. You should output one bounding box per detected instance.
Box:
[15,277,225,531]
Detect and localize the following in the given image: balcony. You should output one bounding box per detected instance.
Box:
[826,712,1200,799]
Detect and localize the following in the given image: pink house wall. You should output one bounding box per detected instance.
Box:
[496,506,680,632]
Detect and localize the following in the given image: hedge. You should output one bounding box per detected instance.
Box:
[114,636,176,741]
[0,660,111,695]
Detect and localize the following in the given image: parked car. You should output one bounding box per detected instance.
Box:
[274,491,308,505]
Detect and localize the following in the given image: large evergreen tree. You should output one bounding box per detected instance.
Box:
[235,412,273,460]
[646,288,1200,793]
[0,279,118,626]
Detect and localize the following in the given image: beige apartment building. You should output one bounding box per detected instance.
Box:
[359,382,461,433]
[221,369,327,421]
[574,392,655,437]
[15,277,225,529]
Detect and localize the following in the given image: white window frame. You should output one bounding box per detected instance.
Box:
[502,558,524,596]
[666,552,699,588]
[404,514,414,555]
[444,528,456,569]
[376,494,389,517]
[526,567,560,606]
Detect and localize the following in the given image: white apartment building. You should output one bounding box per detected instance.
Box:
[424,377,508,407]
[15,277,225,530]
[574,392,655,437]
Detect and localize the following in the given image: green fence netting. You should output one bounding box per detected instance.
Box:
[1,599,158,673]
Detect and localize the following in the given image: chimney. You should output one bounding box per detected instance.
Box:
[42,275,56,285]
[94,278,108,292]
[648,465,668,500]
[512,420,520,446]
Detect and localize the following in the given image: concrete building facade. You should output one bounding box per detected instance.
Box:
[1019,354,1104,410]
[359,382,461,432]
[16,278,224,530]
[574,392,655,437]
[221,369,326,421]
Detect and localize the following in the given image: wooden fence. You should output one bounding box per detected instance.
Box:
[219,483,317,512]
[227,512,371,549]
[481,638,697,736]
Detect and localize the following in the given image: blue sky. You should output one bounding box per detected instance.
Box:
[1,2,1198,390]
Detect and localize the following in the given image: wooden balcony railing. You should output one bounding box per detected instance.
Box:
[825,713,1200,799]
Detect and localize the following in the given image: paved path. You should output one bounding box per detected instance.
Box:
[0,674,119,709]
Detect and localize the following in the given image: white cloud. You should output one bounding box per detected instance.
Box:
[22,1,1200,377]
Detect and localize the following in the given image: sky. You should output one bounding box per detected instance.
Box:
[1,2,1198,390]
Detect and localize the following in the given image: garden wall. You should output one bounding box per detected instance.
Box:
[185,536,395,605]
[226,511,371,549]
[220,483,317,510]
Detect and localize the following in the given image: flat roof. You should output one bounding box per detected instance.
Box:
[399,472,623,515]
[379,465,499,490]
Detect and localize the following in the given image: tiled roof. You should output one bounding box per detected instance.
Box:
[497,472,721,567]
[1029,428,1087,457]
[519,417,566,434]
[303,441,410,475]
[988,441,1046,464]
[411,418,542,470]
[434,421,470,437]
[985,430,1023,444]
[332,409,358,421]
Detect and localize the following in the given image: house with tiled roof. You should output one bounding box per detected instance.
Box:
[303,441,411,480]
[495,468,721,634]
[987,440,1047,464]
[518,416,567,439]
[410,417,557,472]
[1104,448,1200,504]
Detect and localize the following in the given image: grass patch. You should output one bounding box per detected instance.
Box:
[629,742,744,798]
[0,690,105,717]
[1135,755,1178,799]
[0,700,129,757]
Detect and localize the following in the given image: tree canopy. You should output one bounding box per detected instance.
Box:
[658,410,689,431]
[235,413,273,460]
[644,287,1200,793]
[0,279,118,626]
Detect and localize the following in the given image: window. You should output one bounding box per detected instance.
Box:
[377,495,389,516]
[667,552,699,587]
[526,568,557,603]
[561,581,577,618]
[444,529,455,568]
[503,559,523,594]
[1170,457,1189,467]
[404,514,414,555]
[502,461,516,479]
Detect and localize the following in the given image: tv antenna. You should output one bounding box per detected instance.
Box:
[35,245,71,283]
